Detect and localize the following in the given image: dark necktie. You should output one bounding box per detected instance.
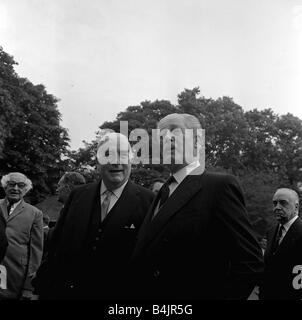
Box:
[7,202,12,215]
[153,176,175,219]
[272,224,284,254]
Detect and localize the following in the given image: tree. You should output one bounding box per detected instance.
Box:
[70,87,302,234]
[0,47,70,203]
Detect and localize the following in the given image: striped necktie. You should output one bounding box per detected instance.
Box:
[101,190,112,222]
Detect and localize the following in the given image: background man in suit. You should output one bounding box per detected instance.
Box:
[260,188,302,300]
[34,133,154,299]
[131,113,264,300]
[0,210,8,262]
[150,178,165,195]
[0,172,43,300]
[43,171,86,251]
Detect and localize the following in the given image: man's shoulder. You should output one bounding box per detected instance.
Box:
[291,217,302,239]
[127,181,154,199]
[201,170,238,184]
[71,181,99,195]
[22,201,43,217]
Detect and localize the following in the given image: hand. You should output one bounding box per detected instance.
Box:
[20,289,34,300]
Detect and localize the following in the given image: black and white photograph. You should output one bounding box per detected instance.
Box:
[1,0,302,308]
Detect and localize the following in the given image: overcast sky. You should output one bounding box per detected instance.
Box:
[1,0,302,150]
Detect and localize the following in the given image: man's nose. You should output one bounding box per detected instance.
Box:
[274,202,281,210]
[163,131,176,143]
[165,131,173,140]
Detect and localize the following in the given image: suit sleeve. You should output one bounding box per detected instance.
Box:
[214,174,264,299]
[0,211,8,263]
[23,209,44,291]
[32,190,75,294]
[46,189,75,257]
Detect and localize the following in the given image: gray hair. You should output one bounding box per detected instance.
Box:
[60,172,86,186]
[1,172,33,194]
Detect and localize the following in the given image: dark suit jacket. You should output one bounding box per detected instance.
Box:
[260,217,302,300]
[0,209,8,262]
[34,180,154,299]
[131,168,264,300]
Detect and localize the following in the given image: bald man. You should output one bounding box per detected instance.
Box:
[260,188,302,300]
[131,113,264,300]
[33,133,154,299]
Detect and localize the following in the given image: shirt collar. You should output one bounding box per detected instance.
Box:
[5,198,22,212]
[101,180,129,199]
[282,215,299,233]
[173,160,200,185]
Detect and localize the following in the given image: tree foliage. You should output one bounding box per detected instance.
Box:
[71,87,302,236]
[0,47,70,202]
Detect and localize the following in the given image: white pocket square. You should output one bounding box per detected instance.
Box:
[125,224,135,229]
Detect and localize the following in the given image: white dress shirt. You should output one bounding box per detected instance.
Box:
[100,180,128,214]
[153,160,200,216]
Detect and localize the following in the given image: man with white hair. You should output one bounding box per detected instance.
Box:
[0,172,43,300]
[34,133,154,299]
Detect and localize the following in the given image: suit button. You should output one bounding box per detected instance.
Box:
[95,237,99,241]
[153,270,160,278]
[98,228,102,233]
[92,246,97,251]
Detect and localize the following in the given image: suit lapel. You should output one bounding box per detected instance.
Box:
[264,224,279,260]
[136,167,205,252]
[275,218,302,256]
[70,181,101,252]
[0,200,8,220]
[101,181,140,229]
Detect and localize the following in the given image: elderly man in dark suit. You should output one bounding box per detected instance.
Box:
[260,188,302,300]
[0,210,8,262]
[131,113,264,300]
[0,172,43,300]
[34,133,154,299]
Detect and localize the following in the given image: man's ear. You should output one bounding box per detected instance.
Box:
[295,202,299,213]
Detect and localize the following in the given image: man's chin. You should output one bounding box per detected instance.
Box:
[7,196,21,203]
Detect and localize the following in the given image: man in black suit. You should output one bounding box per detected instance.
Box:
[260,188,302,300]
[131,113,264,300]
[33,133,154,299]
[0,210,8,262]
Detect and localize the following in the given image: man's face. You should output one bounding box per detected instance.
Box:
[56,177,71,204]
[98,136,132,190]
[4,173,28,203]
[159,115,197,170]
[273,189,298,224]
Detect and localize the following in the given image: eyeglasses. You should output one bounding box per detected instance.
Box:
[7,181,27,189]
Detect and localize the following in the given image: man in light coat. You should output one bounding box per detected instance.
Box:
[0,172,43,300]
